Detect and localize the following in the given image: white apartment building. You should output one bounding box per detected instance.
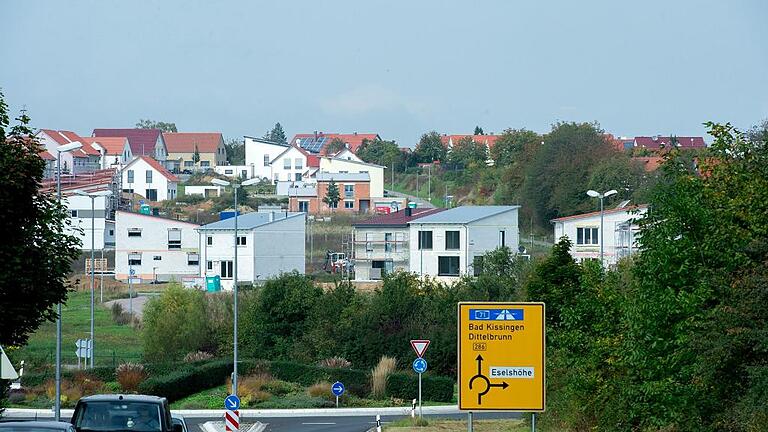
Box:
[63,192,115,250]
[114,211,200,283]
[353,208,445,281]
[244,136,290,181]
[409,206,520,282]
[318,156,385,199]
[551,205,648,265]
[198,212,306,290]
[121,156,179,202]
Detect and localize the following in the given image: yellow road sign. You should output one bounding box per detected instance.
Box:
[457,302,545,411]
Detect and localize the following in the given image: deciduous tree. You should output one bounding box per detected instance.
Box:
[135,119,177,132]
[414,131,446,163]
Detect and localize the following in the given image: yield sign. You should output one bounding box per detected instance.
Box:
[410,339,430,358]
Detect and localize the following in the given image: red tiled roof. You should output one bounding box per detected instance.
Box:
[93,128,162,156]
[551,205,648,222]
[353,208,446,227]
[129,156,179,182]
[39,129,99,155]
[163,132,223,154]
[82,137,128,156]
[439,134,499,149]
[634,136,706,150]
[633,156,664,172]
[289,133,380,154]
[39,150,55,161]
[39,129,70,145]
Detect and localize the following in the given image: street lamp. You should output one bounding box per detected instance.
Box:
[211,177,259,397]
[54,141,82,421]
[586,189,618,266]
[74,189,113,369]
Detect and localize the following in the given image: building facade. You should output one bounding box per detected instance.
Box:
[114,211,200,283]
[163,132,227,172]
[121,156,179,202]
[64,192,115,251]
[243,136,290,181]
[318,157,385,199]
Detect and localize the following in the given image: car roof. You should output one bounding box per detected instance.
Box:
[79,394,166,403]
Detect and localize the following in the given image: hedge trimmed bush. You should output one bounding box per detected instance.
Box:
[386,373,454,402]
[267,361,369,397]
[138,360,233,402]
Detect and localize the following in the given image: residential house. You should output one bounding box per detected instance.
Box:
[184,185,223,198]
[93,128,168,166]
[114,211,200,283]
[121,156,179,202]
[270,144,320,182]
[551,205,648,266]
[243,136,289,181]
[353,207,445,281]
[633,136,706,152]
[82,137,132,169]
[214,165,257,179]
[163,132,227,172]
[318,156,385,199]
[198,212,306,290]
[36,129,101,173]
[289,132,380,155]
[409,206,520,282]
[289,172,370,214]
[331,148,363,162]
[62,188,116,251]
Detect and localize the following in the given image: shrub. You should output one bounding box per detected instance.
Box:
[386,373,454,402]
[116,363,147,392]
[142,286,210,361]
[111,302,134,326]
[138,359,232,402]
[307,381,331,398]
[184,351,214,363]
[262,379,301,397]
[371,356,396,399]
[318,357,351,369]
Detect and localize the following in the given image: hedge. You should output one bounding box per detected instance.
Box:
[386,373,454,402]
[138,360,233,402]
[267,361,369,397]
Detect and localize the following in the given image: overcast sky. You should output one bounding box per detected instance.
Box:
[1,0,766,146]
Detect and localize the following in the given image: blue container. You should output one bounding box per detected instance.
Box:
[205,275,221,292]
[219,211,240,221]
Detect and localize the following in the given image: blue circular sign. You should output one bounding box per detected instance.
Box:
[413,358,428,374]
[224,394,241,410]
[331,381,345,396]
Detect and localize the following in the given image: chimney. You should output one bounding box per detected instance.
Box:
[314,131,318,140]
[405,207,412,217]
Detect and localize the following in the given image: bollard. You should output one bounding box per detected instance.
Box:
[467,411,473,432]
[411,399,417,418]
[376,414,382,432]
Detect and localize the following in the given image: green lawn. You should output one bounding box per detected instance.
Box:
[8,290,144,370]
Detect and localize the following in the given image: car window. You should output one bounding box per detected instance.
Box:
[74,401,162,432]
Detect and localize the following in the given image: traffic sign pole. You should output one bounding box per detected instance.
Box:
[418,371,422,419]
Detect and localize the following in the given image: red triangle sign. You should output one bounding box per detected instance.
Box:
[410,339,430,358]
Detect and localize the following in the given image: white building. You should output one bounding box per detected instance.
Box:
[409,206,520,282]
[551,205,648,265]
[36,129,101,174]
[83,137,132,169]
[184,185,223,198]
[353,208,445,281]
[244,136,290,181]
[318,156,385,199]
[270,145,318,182]
[214,165,256,179]
[114,211,200,283]
[121,156,179,202]
[63,192,115,251]
[198,212,305,290]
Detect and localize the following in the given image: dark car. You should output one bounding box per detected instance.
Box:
[70,395,181,432]
[0,421,75,432]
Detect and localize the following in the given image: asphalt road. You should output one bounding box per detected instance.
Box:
[186,412,521,432]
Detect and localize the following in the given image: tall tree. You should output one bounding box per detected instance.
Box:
[0,91,81,348]
[324,138,346,155]
[323,179,341,211]
[224,138,245,165]
[265,122,287,144]
[490,128,540,167]
[135,119,177,132]
[414,131,446,163]
[474,126,484,135]
[448,136,487,167]
[192,144,200,166]
[356,138,400,167]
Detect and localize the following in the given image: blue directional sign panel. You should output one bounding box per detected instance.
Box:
[469,309,524,321]
[225,394,240,411]
[413,358,428,374]
[331,381,345,396]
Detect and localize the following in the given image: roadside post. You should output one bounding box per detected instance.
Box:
[411,398,417,418]
[331,381,345,407]
[457,302,546,431]
[224,394,240,432]
[375,414,382,432]
[410,339,430,419]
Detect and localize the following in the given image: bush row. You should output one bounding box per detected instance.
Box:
[386,373,454,402]
[138,360,233,402]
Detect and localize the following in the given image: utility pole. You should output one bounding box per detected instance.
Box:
[428,164,431,203]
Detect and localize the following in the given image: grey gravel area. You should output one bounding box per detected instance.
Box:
[104,295,150,319]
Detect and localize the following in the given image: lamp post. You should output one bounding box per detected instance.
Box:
[54,141,82,420]
[211,177,259,397]
[74,189,113,369]
[586,189,618,266]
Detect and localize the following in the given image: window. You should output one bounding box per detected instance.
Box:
[109,229,114,236]
[445,230,460,250]
[473,256,484,276]
[71,210,78,217]
[418,231,433,250]
[344,200,354,209]
[500,230,506,247]
[298,201,309,212]
[328,201,338,209]
[295,173,302,181]
[263,154,270,166]
[153,256,162,261]
[385,232,394,252]
[200,161,210,167]
[184,161,195,167]
[122,188,134,194]
[128,253,142,266]
[295,158,303,170]
[224,169,233,175]
[237,236,247,246]
[283,158,291,169]
[128,228,142,237]
[344,184,354,198]
[438,256,460,276]
[187,253,199,266]
[577,227,599,245]
[145,189,158,201]
[127,170,134,183]
[146,170,153,183]
[207,261,213,270]
[168,229,182,249]
[221,260,234,278]
[242,170,248,178]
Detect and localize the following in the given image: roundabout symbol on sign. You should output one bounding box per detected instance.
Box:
[468,355,508,405]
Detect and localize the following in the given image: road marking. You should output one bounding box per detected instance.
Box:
[300,422,336,425]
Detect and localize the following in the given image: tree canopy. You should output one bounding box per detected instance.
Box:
[265,122,287,144]
[135,119,177,132]
[414,131,446,163]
